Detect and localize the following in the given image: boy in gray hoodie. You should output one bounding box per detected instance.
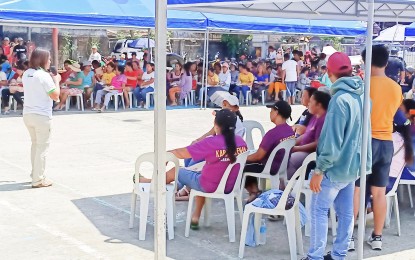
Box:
[304,52,372,260]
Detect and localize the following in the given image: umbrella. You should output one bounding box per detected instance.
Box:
[128,38,155,48]
[210,91,235,107]
[167,53,184,67]
[322,46,337,59]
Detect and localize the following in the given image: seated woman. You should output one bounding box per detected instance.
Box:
[169,62,193,106]
[123,61,139,108]
[286,91,331,180]
[101,62,116,88]
[133,63,155,108]
[77,61,95,107]
[93,65,126,112]
[54,62,88,110]
[2,63,25,114]
[198,68,222,104]
[140,109,248,229]
[229,63,239,94]
[267,64,286,101]
[252,64,270,105]
[292,87,317,136]
[298,67,311,91]
[233,64,254,101]
[218,62,231,91]
[243,101,295,199]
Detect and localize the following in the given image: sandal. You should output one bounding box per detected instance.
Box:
[32,179,53,188]
[190,221,199,230]
[175,187,190,201]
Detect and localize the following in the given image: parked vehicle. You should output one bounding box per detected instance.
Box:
[111,38,154,60]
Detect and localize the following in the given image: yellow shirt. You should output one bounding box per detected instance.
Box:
[370,76,402,141]
[208,74,219,86]
[238,72,254,86]
[102,72,116,85]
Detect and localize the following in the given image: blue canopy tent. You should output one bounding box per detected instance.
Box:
[405,22,415,37]
[160,1,415,260]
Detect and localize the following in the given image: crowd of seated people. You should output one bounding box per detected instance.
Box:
[1,43,364,114]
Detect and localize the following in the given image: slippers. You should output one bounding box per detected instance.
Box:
[175,187,190,201]
[190,221,199,230]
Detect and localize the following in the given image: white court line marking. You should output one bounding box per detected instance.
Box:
[0,156,236,259]
[0,200,107,259]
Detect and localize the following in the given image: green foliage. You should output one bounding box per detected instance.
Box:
[221,34,252,58]
[61,33,76,60]
[89,37,100,50]
[320,36,344,52]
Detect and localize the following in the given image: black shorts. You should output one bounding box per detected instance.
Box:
[356,138,393,188]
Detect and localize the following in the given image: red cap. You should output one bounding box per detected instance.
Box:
[327,52,352,75]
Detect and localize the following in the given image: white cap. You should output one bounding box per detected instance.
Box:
[223,95,239,107]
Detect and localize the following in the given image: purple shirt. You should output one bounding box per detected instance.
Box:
[301,114,326,145]
[187,135,247,193]
[259,123,295,174]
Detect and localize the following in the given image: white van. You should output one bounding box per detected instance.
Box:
[110,38,154,60]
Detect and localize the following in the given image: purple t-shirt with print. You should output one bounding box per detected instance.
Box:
[187,135,247,193]
[300,114,326,146]
[259,123,295,174]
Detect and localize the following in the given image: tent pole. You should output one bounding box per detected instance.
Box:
[201,29,208,110]
[204,29,210,110]
[357,0,374,259]
[148,28,152,61]
[154,0,167,259]
[52,28,59,67]
[403,36,407,62]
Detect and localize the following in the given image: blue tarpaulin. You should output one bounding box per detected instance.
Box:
[405,22,415,37]
[0,0,365,35]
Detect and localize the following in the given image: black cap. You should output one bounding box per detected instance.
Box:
[214,109,237,131]
[390,48,399,54]
[266,100,292,120]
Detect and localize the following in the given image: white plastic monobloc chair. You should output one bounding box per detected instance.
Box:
[185,151,249,242]
[145,92,154,109]
[239,152,316,260]
[65,93,84,111]
[129,152,180,240]
[243,120,265,151]
[384,164,405,236]
[240,138,295,194]
[399,168,415,216]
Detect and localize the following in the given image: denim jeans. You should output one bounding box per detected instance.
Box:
[233,85,250,100]
[308,176,354,260]
[133,87,154,104]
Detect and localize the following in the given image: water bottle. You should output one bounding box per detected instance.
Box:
[258,219,267,245]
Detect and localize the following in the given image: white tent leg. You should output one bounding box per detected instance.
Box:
[357,0,374,259]
[154,0,167,259]
[200,29,208,110]
[204,29,210,109]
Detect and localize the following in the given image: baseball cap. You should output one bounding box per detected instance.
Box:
[214,109,237,131]
[407,66,415,74]
[327,52,352,75]
[3,37,9,41]
[394,110,410,126]
[82,60,92,66]
[91,45,98,49]
[17,37,23,41]
[223,94,239,107]
[266,100,292,120]
[222,62,229,68]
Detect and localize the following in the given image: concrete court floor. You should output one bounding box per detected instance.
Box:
[1,105,415,260]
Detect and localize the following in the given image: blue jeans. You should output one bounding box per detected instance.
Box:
[233,85,250,100]
[177,168,204,192]
[133,87,154,104]
[308,176,354,260]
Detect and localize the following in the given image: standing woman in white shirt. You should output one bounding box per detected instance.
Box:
[22,48,60,188]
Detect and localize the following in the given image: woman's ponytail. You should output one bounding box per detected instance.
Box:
[214,109,238,163]
[222,126,237,163]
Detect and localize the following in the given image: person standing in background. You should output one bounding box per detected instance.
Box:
[385,48,405,84]
[282,53,298,105]
[13,37,27,63]
[89,45,101,62]
[22,48,60,188]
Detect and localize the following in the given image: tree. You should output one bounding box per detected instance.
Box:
[320,36,344,52]
[221,34,252,58]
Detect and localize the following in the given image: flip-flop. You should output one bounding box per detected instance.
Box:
[175,187,190,201]
[190,222,199,230]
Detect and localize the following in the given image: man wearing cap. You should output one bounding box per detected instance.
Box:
[304,52,371,260]
[89,45,102,62]
[218,62,231,91]
[243,100,295,198]
[12,37,27,63]
[385,48,405,83]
